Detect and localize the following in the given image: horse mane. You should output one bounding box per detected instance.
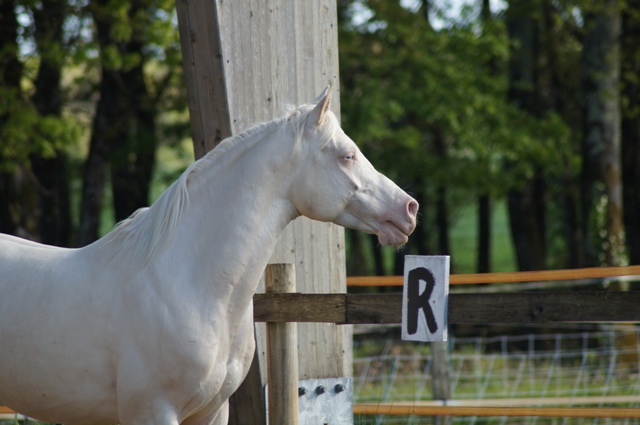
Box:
[99,100,337,271]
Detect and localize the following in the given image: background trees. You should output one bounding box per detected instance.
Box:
[0,0,186,247]
[339,0,638,275]
[0,0,638,276]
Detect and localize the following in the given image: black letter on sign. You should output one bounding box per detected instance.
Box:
[407,267,438,335]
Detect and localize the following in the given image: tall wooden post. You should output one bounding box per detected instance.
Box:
[265,264,299,425]
[175,1,349,423]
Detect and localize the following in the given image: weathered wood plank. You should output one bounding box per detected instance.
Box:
[345,294,402,324]
[214,0,348,385]
[450,291,640,323]
[175,0,231,159]
[254,293,346,323]
[253,292,640,324]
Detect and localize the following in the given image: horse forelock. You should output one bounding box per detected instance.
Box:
[99,101,337,271]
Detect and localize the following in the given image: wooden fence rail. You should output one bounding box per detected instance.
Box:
[253,291,640,324]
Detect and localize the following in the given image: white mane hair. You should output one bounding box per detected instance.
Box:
[99,99,338,271]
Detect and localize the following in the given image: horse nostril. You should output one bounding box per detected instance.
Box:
[407,199,419,219]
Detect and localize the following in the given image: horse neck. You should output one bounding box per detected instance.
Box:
[156,123,300,302]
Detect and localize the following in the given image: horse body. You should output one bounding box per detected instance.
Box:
[0,88,417,424]
[0,233,253,425]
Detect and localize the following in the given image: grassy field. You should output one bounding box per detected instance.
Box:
[449,200,517,274]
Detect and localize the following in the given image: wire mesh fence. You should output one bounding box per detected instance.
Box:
[353,324,640,424]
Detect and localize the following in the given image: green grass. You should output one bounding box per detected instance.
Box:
[450,199,517,274]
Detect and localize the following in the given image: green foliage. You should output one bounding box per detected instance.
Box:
[0,92,82,172]
[339,0,574,198]
[338,0,592,271]
[0,0,631,270]
[0,0,190,243]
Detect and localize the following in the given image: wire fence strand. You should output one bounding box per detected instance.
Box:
[353,326,640,424]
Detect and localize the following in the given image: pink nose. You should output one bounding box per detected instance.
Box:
[407,199,419,228]
[407,199,419,219]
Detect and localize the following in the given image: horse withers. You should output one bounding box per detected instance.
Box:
[0,87,417,425]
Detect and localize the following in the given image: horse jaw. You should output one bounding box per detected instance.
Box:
[376,220,412,247]
[336,203,418,248]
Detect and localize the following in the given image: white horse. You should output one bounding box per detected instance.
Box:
[0,87,417,425]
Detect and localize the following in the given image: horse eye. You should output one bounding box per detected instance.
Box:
[344,153,355,161]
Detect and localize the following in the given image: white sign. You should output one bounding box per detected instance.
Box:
[401,255,449,342]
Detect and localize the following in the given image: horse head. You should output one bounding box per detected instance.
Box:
[290,87,418,247]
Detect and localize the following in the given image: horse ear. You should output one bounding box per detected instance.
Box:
[308,85,333,127]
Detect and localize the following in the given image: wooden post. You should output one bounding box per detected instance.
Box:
[431,341,452,425]
[175,2,348,424]
[175,1,267,423]
[265,264,299,425]
[174,0,231,159]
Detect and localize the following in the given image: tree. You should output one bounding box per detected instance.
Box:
[338,0,580,275]
[77,0,124,246]
[109,0,158,224]
[0,0,25,236]
[478,0,495,273]
[78,0,179,245]
[2,0,635,274]
[29,0,72,246]
[505,0,547,271]
[0,0,184,247]
[581,0,625,268]
[621,0,640,265]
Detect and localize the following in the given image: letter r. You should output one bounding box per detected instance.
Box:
[407,267,438,335]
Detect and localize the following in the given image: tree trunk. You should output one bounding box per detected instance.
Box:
[370,234,386,277]
[541,0,584,268]
[30,0,71,247]
[78,0,157,244]
[0,173,17,235]
[436,185,450,256]
[506,0,546,271]
[433,129,451,259]
[77,70,118,246]
[413,177,430,256]
[77,3,124,246]
[346,230,370,276]
[0,0,22,98]
[583,1,637,371]
[507,175,546,271]
[0,0,24,237]
[110,1,156,223]
[621,0,640,266]
[477,195,491,272]
[564,187,583,268]
[476,0,494,274]
[30,155,71,246]
[582,1,625,267]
